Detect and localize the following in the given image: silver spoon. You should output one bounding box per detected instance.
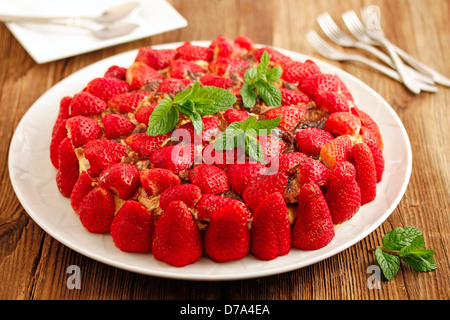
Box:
[0,2,140,24]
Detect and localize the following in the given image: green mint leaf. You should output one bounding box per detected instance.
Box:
[239,116,258,131]
[244,68,258,84]
[193,86,236,115]
[265,66,283,83]
[382,226,423,251]
[240,82,258,109]
[398,235,426,257]
[402,251,437,272]
[245,134,265,164]
[173,81,199,105]
[147,96,179,136]
[375,246,400,281]
[257,51,270,75]
[252,116,281,131]
[189,110,204,136]
[213,122,242,151]
[253,81,282,107]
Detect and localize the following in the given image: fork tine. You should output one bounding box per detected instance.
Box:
[305,30,342,59]
[342,11,370,42]
[316,12,353,45]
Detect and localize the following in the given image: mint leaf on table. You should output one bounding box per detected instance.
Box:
[240,50,283,109]
[213,116,280,163]
[371,226,437,280]
[147,81,236,136]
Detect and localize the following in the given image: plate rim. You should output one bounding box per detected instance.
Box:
[8,41,412,281]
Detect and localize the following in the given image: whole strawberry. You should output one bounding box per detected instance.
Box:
[135,47,178,70]
[254,47,291,64]
[125,132,170,157]
[56,137,79,197]
[351,107,383,149]
[281,59,320,84]
[98,163,140,200]
[326,161,361,224]
[250,192,291,260]
[126,62,162,91]
[223,108,250,124]
[159,184,202,210]
[319,135,354,170]
[104,65,127,80]
[297,157,331,187]
[315,91,350,114]
[296,128,334,156]
[149,143,197,174]
[78,186,116,233]
[101,114,135,139]
[135,103,157,125]
[242,171,288,211]
[70,170,94,214]
[66,115,102,148]
[84,139,127,177]
[84,77,130,102]
[323,111,361,136]
[279,88,310,106]
[50,118,68,169]
[226,161,269,194]
[188,163,230,194]
[265,105,307,131]
[169,59,206,79]
[110,200,154,253]
[199,74,233,89]
[69,92,108,117]
[209,35,234,59]
[157,78,193,94]
[352,143,377,205]
[204,204,250,262]
[139,168,181,197]
[107,91,149,113]
[152,200,203,267]
[176,41,213,61]
[360,127,384,183]
[196,194,251,221]
[299,73,340,101]
[267,152,307,175]
[292,182,335,250]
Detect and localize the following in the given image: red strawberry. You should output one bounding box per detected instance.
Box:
[135,103,156,125]
[319,135,354,170]
[174,116,220,146]
[70,170,94,214]
[176,42,213,61]
[149,143,197,174]
[51,96,71,137]
[352,143,377,204]
[204,204,250,262]
[84,77,130,102]
[254,47,291,64]
[126,62,163,91]
[199,74,233,89]
[78,186,115,233]
[104,65,127,80]
[196,194,251,220]
[208,57,250,76]
[169,59,206,79]
[297,157,331,187]
[107,91,149,113]
[256,136,287,161]
[140,168,181,197]
[110,200,154,253]
[69,92,108,117]
[291,182,335,250]
[159,184,202,210]
[242,171,288,211]
[279,88,310,106]
[56,137,80,197]
[157,78,193,94]
[84,139,127,176]
[101,114,135,139]
[223,108,250,124]
[202,143,241,169]
[351,107,383,149]
[98,163,140,200]
[209,35,234,58]
[281,59,321,84]
[315,91,350,114]
[323,112,361,136]
[325,161,361,224]
[299,73,340,101]
[250,192,291,260]
[360,127,384,183]
[265,105,307,131]
[66,115,102,148]
[267,152,307,175]
[336,76,353,101]
[234,35,254,51]
[50,118,68,169]
[188,163,230,194]
[296,128,334,156]
[152,200,203,267]
[226,161,269,194]
[135,47,178,70]
[124,132,170,157]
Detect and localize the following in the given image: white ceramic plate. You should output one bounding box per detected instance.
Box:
[3,0,187,64]
[8,41,412,281]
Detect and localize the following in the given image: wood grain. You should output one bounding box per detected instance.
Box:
[0,0,449,301]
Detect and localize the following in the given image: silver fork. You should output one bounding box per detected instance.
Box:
[316,12,434,86]
[305,30,438,93]
[345,8,450,87]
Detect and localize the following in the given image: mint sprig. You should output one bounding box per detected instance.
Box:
[147,81,237,136]
[213,116,280,163]
[371,226,437,280]
[240,50,282,109]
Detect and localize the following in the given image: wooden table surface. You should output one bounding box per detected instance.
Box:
[1,0,449,301]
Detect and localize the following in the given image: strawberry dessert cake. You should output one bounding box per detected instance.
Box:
[50,35,385,267]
